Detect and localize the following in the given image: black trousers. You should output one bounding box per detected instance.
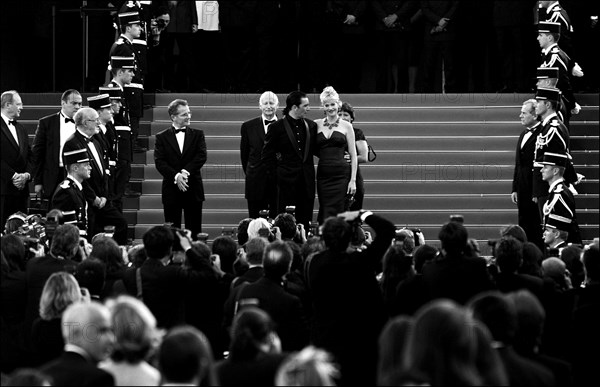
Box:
[164,199,203,240]
[88,202,128,245]
[0,193,28,229]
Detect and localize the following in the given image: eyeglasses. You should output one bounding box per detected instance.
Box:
[85,118,100,124]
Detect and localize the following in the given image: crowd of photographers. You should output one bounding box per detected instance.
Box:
[1,205,599,385]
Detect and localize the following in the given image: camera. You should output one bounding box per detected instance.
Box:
[197,232,209,243]
[156,18,167,29]
[307,221,320,238]
[285,206,296,215]
[104,225,115,239]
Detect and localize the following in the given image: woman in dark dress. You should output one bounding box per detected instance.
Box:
[315,87,357,224]
[339,101,370,210]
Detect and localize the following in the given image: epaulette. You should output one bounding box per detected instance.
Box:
[554,185,564,193]
[550,46,560,54]
[59,180,71,189]
[116,38,126,45]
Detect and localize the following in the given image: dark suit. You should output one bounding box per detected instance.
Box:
[122,258,187,329]
[240,117,277,218]
[31,113,66,200]
[155,126,207,238]
[512,122,544,250]
[64,131,128,244]
[422,252,495,305]
[261,116,317,228]
[307,213,395,385]
[1,118,32,227]
[229,276,309,352]
[40,351,115,387]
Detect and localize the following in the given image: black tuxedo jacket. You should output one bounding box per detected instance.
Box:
[31,113,64,198]
[40,351,115,387]
[1,118,32,197]
[240,116,273,200]
[512,123,542,201]
[64,130,110,203]
[261,116,317,201]
[155,126,207,204]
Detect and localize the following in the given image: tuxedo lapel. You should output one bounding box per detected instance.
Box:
[282,118,302,159]
[1,121,19,150]
[182,129,194,156]
[166,129,182,155]
[303,120,311,162]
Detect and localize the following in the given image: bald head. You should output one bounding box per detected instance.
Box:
[62,302,113,363]
[74,107,99,136]
[259,91,278,120]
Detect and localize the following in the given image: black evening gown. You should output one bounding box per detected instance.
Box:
[317,131,350,224]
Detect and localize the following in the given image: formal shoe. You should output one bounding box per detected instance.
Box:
[124,189,141,198]
[133,144,147,153]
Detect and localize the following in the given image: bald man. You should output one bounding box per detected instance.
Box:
[40,302,115,386]
[240,91,279,218]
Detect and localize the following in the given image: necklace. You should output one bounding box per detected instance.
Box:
[323,117,340,129]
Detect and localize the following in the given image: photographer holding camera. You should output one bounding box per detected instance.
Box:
[306,210,395,385]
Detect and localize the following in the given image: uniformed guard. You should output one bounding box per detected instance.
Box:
[51,147,92,237]
[106,55,140,209]
[88,93,118,203]
[110,1,147,153]
[538,1,575,57]
[537,21,580,126]
[540,151,582,245]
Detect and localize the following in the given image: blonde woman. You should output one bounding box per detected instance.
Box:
[31,272,86,365]
[315,87,357,224]
[100,295,161,386]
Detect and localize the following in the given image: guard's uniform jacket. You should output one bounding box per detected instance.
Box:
[51,177,88,236]
[543,178,582,245]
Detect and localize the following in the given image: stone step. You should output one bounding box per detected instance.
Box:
[129,193,599,212]
[18,92,597,108]
[19,119,597,138]
[149,105,599,123]
[139,178,599,195]
[134,149,599,166]
[132,164,600,182]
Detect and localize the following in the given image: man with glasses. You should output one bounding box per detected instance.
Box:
[63,107,128,244]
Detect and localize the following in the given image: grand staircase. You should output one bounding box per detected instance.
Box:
[21,93,599,254]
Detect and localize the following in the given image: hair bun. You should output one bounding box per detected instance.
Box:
[320,86,340,105]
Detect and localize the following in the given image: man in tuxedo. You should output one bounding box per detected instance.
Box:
[40,302,115,386]
[1,90,32,227]
[261,91,317,228]
[155,99,207,238]
[511,99,545,251]
[31,89,82,203]
[65,107,128,244]
[240,91,279,218]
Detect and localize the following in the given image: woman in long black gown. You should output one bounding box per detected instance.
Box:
[315,87,357,224]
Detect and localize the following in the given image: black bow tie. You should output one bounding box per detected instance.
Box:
[264,119,276,126]
[8,120,16,126]
[65,118,75,124]
[174,128,186,134]
[84,137,92,143]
